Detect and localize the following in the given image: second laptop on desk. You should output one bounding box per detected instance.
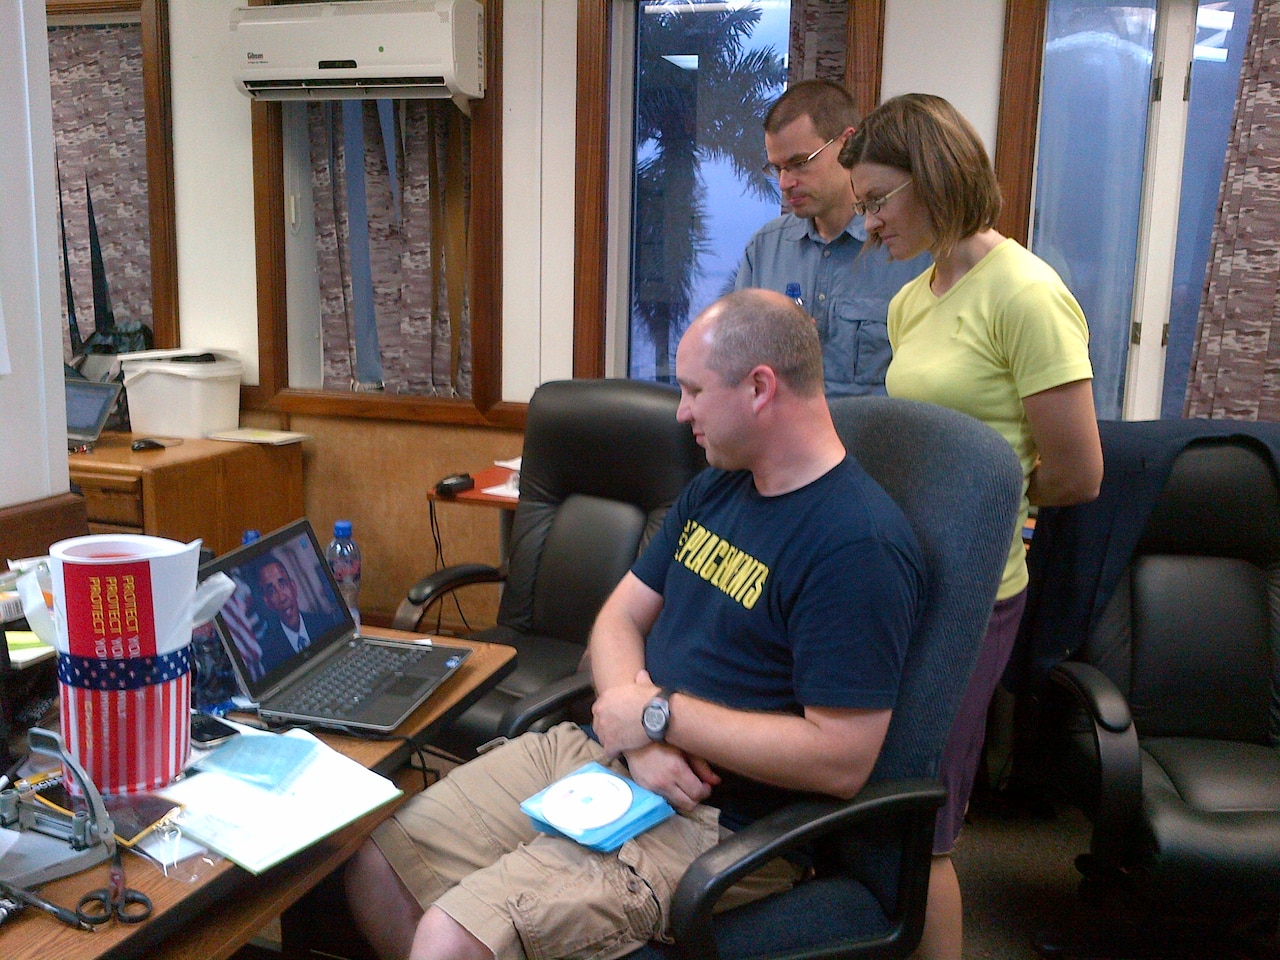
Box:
[200,518,470,733]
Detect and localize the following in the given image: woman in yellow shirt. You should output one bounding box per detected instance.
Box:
[841,94,1103,960]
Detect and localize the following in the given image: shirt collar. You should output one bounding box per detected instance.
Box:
[798,213,868,244]
[282,618,310,651]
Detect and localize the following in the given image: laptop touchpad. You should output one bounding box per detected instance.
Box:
[387,676,426,698]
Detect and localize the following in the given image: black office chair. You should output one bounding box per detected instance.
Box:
[1026,424,1280,957]
[501,396,1023,959]
[393,378,706,760]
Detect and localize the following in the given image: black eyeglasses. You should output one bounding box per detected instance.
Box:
[761,137,838,180]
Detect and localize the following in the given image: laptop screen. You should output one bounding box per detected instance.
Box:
[65,378,121,444]
[199,519,353,701]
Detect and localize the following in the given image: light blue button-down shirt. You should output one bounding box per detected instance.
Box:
[730,213,931,397]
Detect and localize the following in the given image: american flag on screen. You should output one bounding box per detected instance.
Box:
[58,648,192,796]
[220,584,266,681]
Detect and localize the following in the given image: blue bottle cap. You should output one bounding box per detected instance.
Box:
[242,529,260,544]
[334,520,353,538]
[785,282,802,300]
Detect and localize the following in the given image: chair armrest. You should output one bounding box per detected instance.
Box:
[391,563,507,631]
[1050,661,1133,734]
[1047,661,1142,863]
[669,778,946,960]
[497,672,595,739]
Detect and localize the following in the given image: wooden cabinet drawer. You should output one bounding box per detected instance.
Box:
[74,473,143,526]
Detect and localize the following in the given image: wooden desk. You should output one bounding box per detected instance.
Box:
[68,434,304,556]
[0,628,515,960]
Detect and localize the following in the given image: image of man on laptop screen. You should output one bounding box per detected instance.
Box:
[255,557,342,664]
[220,542,343,681]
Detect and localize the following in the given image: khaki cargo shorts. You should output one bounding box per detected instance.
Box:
[370,722,798,960]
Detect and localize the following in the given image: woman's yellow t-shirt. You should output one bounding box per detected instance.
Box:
[885,239,1094,599]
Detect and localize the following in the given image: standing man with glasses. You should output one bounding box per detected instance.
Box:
[730,79,930,397]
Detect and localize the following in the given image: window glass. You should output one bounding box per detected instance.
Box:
[281,99,471,398]
[628,1,789,382]
[1161,0,1253,417]
[49,22,153,357]
[1031,2,1157,420]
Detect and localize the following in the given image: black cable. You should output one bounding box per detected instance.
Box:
[426,499,474,634]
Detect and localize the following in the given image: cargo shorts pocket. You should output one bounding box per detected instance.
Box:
[506,807,720,960]
[503,845,659,960]
[615,805,720,945]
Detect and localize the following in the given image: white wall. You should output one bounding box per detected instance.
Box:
[170,0,267,384]
[501,0,578,400]
[881,0,1006,154]
[0,0,69,510]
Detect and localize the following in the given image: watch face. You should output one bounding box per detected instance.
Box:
[643,702,663,730]
[643,696,669,739]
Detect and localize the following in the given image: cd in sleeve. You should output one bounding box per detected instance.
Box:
[539,771,633,833]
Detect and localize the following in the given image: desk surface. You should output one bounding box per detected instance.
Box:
[430,465,518,510]
[0,628,515,960]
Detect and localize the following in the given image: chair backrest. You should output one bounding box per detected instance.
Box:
[1082,436,1280,745]
[829,397,1022,784]
[498,379,706,645]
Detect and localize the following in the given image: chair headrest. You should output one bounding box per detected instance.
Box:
[520,378,707,512]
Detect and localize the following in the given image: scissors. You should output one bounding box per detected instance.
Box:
[75,848,153,926]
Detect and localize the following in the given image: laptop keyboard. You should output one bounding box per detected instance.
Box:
[271,642,435,719]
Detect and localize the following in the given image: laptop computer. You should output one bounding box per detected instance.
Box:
[65,377,122,450]
[199,518,471,733]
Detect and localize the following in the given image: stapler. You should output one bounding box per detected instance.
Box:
[0,728,115,888]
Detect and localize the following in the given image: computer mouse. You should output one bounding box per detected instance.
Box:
[435,473,475,496]
[131,438,165,451]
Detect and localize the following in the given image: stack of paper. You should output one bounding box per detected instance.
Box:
[160,728,400,874]
[521,761,674,852]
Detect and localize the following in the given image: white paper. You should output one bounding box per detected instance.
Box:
[481,474,520,499]
[158,729,401,874]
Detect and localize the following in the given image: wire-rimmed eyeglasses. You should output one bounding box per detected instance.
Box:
[761,136,838,180]
[853,178,913,218]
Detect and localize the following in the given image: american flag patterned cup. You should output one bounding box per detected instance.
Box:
[49,535,201,796]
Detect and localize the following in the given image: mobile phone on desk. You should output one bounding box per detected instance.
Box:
[190,712,240,748]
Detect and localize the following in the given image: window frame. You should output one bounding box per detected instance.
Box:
[244,0,521,428]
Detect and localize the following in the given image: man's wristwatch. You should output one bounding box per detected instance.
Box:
[642,688,675,742]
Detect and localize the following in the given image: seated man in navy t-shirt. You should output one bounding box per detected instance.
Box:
[345,288,925,960]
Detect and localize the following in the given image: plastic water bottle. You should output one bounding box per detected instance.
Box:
[785,282,804,310]
[326,520,362,630]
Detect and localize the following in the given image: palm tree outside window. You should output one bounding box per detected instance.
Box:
[628,1,789,382]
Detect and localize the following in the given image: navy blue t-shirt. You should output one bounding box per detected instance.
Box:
[631,457,924,827]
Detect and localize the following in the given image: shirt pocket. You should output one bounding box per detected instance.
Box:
[825,301,891,387]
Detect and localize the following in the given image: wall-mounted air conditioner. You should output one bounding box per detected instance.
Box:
[230,0,483,113]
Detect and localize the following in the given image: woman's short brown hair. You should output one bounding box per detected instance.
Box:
[839,93,1001,258]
